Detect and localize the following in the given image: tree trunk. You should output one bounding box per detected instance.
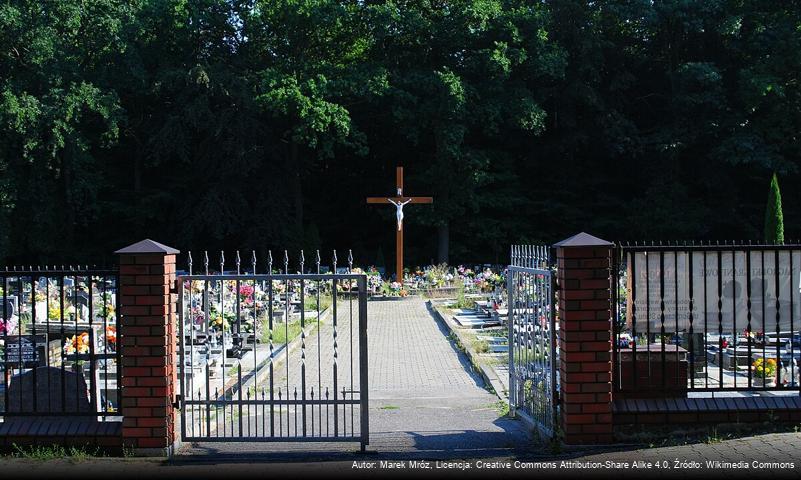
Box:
[289,140,303,241]
[437,223,449,264]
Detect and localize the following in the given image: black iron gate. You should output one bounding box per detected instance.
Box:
[507,246,558,437]
[176,252,368,450]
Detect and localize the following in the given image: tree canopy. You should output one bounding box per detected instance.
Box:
[0,1,798,266]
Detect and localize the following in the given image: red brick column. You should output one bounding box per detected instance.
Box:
[554,232,614,444]
[116,239,180,456]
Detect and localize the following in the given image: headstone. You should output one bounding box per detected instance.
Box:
[0,297,17,319]
[4,335,47,367]
[6,366,93,415]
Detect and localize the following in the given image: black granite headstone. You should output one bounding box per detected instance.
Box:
[6,366,93,415]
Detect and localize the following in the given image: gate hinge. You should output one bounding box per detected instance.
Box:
[173,395,182,410]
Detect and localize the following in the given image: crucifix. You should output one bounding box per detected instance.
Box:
[366,167,433,284]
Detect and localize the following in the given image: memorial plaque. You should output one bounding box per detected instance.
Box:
[626,250,801,332]
[4,335,47,366]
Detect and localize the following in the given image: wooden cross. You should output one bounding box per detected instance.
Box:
[366,167,433,284]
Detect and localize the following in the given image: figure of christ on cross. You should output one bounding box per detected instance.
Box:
[366,167,433,284]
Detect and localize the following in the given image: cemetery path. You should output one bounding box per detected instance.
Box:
[178,296,535,459]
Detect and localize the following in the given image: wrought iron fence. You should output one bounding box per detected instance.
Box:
[613,243,801,396]
[177,250,368,450]
[508,245,558,437]
[0,266,120,419]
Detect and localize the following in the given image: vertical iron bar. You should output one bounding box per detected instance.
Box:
[718,251,723,389]
[178,277,187,440]
[300,277,307,437]
[30,274,38,413]
[774,250,781,387]
[747,252,753,389]
[703,251,708,389]
[2,275,7,415]
[269,274,274,438]
[332,252,339,437]
[660,251,666,390]
[358,275,369,451]
[689,251,695,389]
[732,249,737,389]
[88,276,97,414]
[60,274,66,413]
[549,269,558,438]
[506,268,515,416]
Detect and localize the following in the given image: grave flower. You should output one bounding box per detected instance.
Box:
[0,316,18,335]
[106,326,117,349]
[753,357,777,383]
[64,332,90,355]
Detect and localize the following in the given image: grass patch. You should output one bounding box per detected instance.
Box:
[379,405,400,410]
[452,282,476,309]
[304,294,332,312]
[495,400,510,417]
[10,443,101,462]
[473,339,490,354]
[261,319,305,345]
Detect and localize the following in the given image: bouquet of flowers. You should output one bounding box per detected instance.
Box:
[0,316,18,335]
[64,332,90,355]
[753,357,777,380]
[105,326,117,350]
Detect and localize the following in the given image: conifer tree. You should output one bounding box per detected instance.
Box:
[764,173,785,244]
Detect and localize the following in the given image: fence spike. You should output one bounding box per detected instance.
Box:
[251,250,257,275]
[332,250,338,271]
[267,250,273,274]
[235,250,241,275]
[188,251,193,276]
[315,250,321,274]
[283,250,289,274]
[348,249,354,271]
[204,251,209,275]
[300,250,305,273]
[220,251,225,274]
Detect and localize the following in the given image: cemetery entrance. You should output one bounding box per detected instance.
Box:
[176,269,369,450]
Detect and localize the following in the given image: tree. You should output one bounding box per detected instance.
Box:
[764,173,784,244]
[366,0,563,263]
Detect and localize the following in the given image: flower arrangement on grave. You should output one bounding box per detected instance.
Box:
[211,314,230,332]
[753,357,777,382]
[64,332,90,355]
[272,280,286,295]
[239,284,255,307]
[366,267,383,292]
[424,264,450,287]
[0,316,18,335]
[35,290,47,303]
[105,325,117,350]
[94,295,116,322]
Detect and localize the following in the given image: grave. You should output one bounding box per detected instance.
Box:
[6,366,93,415]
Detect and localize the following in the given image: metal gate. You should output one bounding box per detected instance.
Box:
[507,246,558,437]
[176,252,368,450]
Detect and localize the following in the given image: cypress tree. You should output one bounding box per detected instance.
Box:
[764,173,785,244]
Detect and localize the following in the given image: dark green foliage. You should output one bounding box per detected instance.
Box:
[764,173,784,244]
[0,1,798,265]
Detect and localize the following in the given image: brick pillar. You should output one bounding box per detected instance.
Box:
[554,232,614,444]
[116,239,180,456]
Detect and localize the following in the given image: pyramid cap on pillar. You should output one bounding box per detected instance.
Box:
[115,239,180,255]
[553,232,613,248]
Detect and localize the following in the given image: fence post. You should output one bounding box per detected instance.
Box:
[116,239,180,456]
[554,232,614,444]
